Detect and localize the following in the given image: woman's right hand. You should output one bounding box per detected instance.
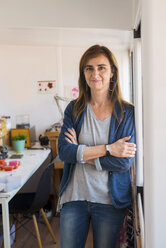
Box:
[109,136,136,158]
[64,128,78,145]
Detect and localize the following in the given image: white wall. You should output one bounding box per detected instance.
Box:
[0,45,59,136]
[132,0,141,29]
[0,0,132,30]
[0,42,130,138]
[142,0,166,247]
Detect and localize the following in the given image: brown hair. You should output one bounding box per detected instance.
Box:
[73,44,127,121]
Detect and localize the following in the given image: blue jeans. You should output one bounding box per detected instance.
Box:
[60,201,126,248]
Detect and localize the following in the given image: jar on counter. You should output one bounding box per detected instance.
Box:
[1,116,11,130]
[16,115,30,129]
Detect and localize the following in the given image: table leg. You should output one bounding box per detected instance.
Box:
[2,199,11,248]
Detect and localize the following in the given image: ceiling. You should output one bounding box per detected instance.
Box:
[0,0,133,30]
[0,27,132,49]
[0,0,133,49]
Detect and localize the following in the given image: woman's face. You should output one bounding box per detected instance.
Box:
[84,54,113,94]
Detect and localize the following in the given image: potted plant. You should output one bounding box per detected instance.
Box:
[12,134,26,153]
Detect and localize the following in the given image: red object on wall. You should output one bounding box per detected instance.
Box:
[48,82,53,88]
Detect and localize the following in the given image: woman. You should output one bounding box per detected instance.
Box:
[58,45,136,248]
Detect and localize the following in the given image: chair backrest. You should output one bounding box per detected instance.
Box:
[28,162,53,213]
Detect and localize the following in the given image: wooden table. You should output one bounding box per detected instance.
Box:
[44,131,64,206]
[44,131,60,158]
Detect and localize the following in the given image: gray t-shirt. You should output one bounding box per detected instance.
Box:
[59,103,112,209]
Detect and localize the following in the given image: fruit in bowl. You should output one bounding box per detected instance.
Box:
[0,160,7,165]
[3,166,14,171]
[0,160,21,171]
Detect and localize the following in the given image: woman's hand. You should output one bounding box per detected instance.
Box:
[64,128,78,145]
[109,136,136,158]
